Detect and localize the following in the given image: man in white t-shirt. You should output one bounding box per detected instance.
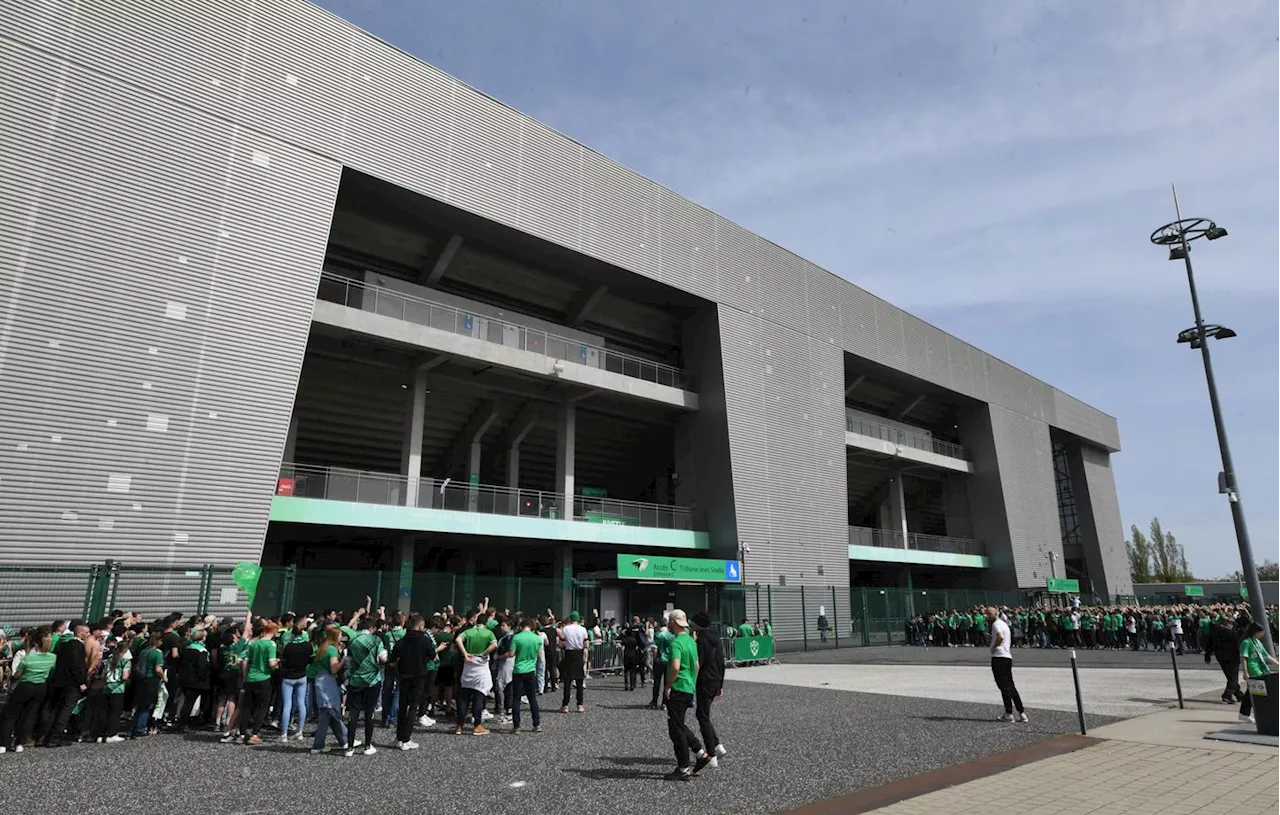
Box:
[559,611,589,713]
[986,606,1027,723]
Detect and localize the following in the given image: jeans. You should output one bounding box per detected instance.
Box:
[695,684,720,752]
[132,677,161,736]
[666,690,702,769]
[536,658,545,693]
[0,682,47,749]
[240,680,272,737]
[991,657,1024,714]
[312,705,347,751]
[280,677,309,734]
[512,672,539,729]
[395,676,422,743]
[346,685,379,749]
[455,687,486,728]
[381,671,400,725]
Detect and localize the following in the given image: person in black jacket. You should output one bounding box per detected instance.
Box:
[1207,617,1245,703]
[621,616,647,691]
[38,622,90,746]
[176,628,212,731]
[390,613,432,750]
[690,612,726,768]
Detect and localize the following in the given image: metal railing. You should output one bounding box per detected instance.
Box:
[848,526,984,556]
[845,412,967,460]
[277,464,693,531]
[317,272,688,389]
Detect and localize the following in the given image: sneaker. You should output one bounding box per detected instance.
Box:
[577,705,586,713]
[511,725,520,734]
[220,733,239,744]
[280,734,290,743]
[417,715,435,727]
[998,713,1015,723]
[473,725,490,736]
[344,748,354,757]
[559,707,570,714]
[666,767,692,782]
[0,747,5,754]
[106,735,125,744]
[532,725,543,733]
[1239,713,1255,723]
[14,745,23,753]
[1016,712,1029,723]
[694,753,712,774]
[714,744,727,758]
[247,735,263,745]
[398,740,419,751]
[352,739,363,748]
[363,746,377,756]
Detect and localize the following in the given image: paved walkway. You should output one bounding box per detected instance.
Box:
[730,662,1224,717]
[794,704,1278,815]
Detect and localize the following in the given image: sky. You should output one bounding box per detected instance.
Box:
[314,0,1279,579]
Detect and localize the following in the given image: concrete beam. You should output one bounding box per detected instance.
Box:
[419,234,464,287]
[845,374,866,396]
[894,394,926,420]
[437,399,499,478]
[501,403,541,450]
[568,284,609,327]
[416,353,450,373]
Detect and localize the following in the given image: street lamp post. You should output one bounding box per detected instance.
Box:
[1150,189,1274,656]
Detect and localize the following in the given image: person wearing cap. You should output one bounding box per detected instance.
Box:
[664,609,711,780]
[558,611,588,714]
[690,611,726,768]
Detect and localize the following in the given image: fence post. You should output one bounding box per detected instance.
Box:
[801,585,808,651]
[107,561,119,615]
[766,585,773,626]
[832,585,839,648]
[282,564,297,613]
[374,571,384,610]
[83,564,99,621]
[197,565,214,616]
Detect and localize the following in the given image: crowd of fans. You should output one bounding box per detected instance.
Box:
[0,597,732,767]
[904,602,1279,656]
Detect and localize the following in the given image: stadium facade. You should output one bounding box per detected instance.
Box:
[0,0,1132,618]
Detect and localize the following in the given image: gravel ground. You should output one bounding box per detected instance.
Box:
[0,678,1115,815]
[780,644,1221,671]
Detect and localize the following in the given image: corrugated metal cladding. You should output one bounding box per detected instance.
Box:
[0,33,340,566]
[987,406,1063,587]
[718,310,848,587]
[1,0,1123,587]
[2,0,1118,448]
[1076,445,1132,597]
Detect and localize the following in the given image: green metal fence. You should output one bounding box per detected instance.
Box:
[0,561,1122,651]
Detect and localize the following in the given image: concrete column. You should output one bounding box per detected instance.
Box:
[506,447,521,514]
[400,367,428,507]
[460,555,477,612]
[553,546,573,616]
[888,473,909,546]
[282,414,298,465]
[395,535,415,612]
[467,438,482,511]
[555,402,576,519]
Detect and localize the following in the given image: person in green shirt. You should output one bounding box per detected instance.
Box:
[1238,622,1278,723]
[663,610,710,779]
[454,614,497,735]
[310,626,348,754]
[509,619,543,733]
[345,614,388,755]
[381,612,407,729]
[651,622,676,709]
[1,628,57,753]
[132,630,166,738]
[234,621,278,744]
[737,619,755,638]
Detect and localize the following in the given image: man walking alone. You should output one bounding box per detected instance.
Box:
[691,612,726,767]
[986,607,1027,723]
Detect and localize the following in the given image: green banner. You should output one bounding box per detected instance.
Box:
[1046,577,1079,593]
[585,512,638,526]
[616,554,741,583]
[231,561,263,606]
[733,635,774,661]
[1184,585,1204,597]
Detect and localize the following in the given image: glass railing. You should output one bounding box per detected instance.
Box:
[316,272,688,390]
[845,412,967,460]
[276,464,693,531]
[848,526,984,556]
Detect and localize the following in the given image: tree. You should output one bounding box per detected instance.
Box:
[1127,517,1193,583]
[1222,560,1279,582]
[1126,525,1152,584]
